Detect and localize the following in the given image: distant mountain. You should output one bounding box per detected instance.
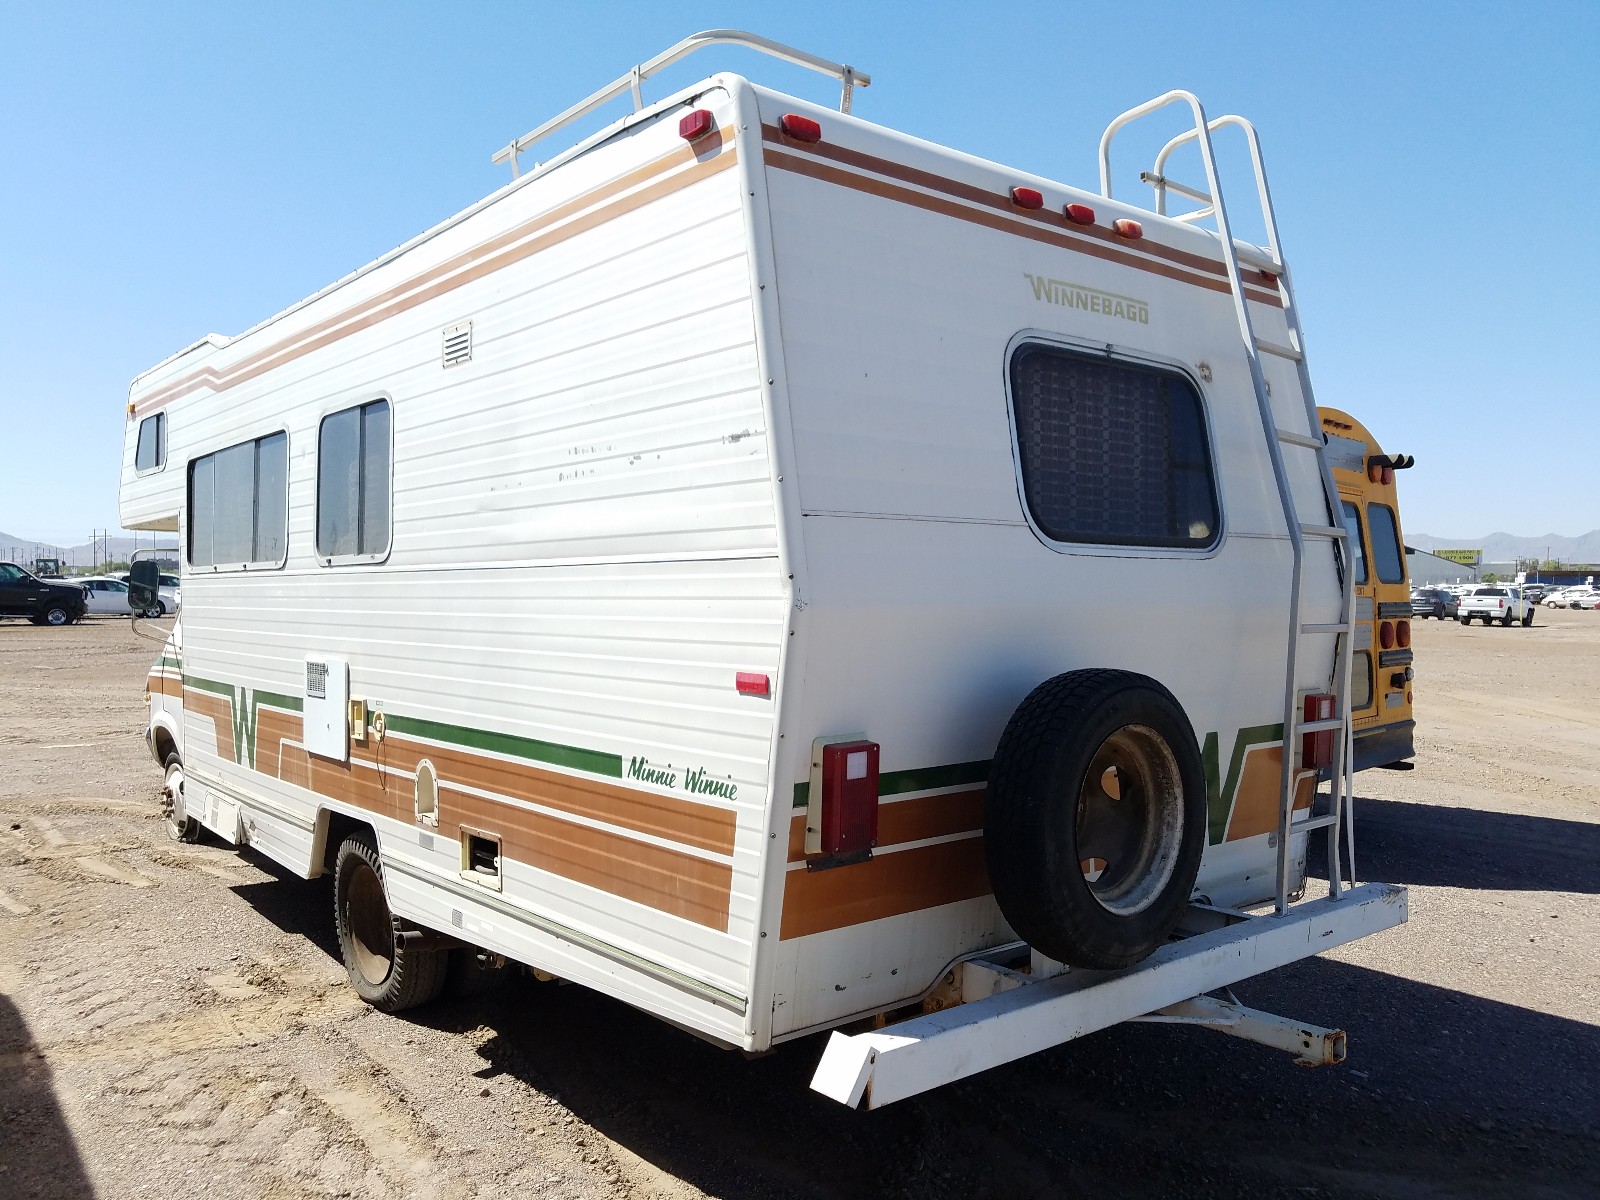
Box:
[0,530,176,567]
[1407,530,1600,565]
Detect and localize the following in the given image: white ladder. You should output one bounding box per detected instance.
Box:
[1098,93,1358,912]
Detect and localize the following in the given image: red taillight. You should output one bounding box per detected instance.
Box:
[1011,186,1044,209]
[780,113,821,142]
[1382,466,1394,485]
[1065,203,1096,225]
[1368,463,1383,483]
[820,740,879,857]
[678,109,714,142]
[1378,620,1395,649]
[1396,620,1411,648]
[735,671,769,697]
[1302,693,1336,769]
[1113,218,1144,239]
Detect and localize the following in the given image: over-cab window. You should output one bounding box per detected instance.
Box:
[1009,344,1219,549]
[1367,503,1405,583]
[317,398,392,560]
[136,412,167,472]
[188,431,289,568]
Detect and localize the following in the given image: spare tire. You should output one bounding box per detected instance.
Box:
[986,669,1206,970]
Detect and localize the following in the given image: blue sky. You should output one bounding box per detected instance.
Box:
[2,1,1595,546]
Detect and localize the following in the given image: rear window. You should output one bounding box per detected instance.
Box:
[1367,503,1405,583]
[1476,587,1506,596]
[1008,344,1218,549]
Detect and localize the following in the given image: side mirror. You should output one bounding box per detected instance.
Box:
[129,560,160,612]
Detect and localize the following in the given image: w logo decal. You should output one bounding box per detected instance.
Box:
[230,687,259,770]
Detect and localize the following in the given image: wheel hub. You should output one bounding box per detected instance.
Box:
[1073,725,1184,917]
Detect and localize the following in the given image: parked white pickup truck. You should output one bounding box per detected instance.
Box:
[1458,585,1533,626]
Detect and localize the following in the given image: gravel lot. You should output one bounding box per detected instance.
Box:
[2,610,1597,1199]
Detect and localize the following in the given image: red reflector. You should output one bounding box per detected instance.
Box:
[735,671,770,697]
[1302,693,1336,770]
[1112,218,1144,239]
[678,109,714,142]
[1064,203,1096,225]
[1379,620,1395,649]
[820,740,879,857]
[1010,186,1044,210]
[1396,620,1411,648]
[780,113,821,142]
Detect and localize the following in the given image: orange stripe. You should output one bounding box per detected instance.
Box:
[764,143,1282,308]
[779,837,991,940]
[190,697,731,927]
[1225,745,1314,842]
[786,788,986,863]
[133,132,737,416]
[147,673,183,698]
[183,689,234,762]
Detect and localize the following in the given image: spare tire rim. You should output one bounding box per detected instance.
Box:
[1074,725,1185,917]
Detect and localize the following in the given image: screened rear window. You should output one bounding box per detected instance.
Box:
[1009,345,1219,548]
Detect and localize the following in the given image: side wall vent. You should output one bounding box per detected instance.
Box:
[442,320,472,368]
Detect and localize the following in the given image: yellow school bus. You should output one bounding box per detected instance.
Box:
[1320,408,1415,771]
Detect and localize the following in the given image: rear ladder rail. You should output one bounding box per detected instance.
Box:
[1099,94,1358,912]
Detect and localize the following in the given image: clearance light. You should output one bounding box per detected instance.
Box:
[1368,463,1384,484]
[1011,186,1044,209]
[780,113,822,142]
[1064,203,1096,225]
[1113,219,1144,239]
[735,671,770,697]
[819,740,879,857]
[1379,620,1396,649]
[678,109,715,142]
[1302,693,1336,770]
[1396,620,1412,648]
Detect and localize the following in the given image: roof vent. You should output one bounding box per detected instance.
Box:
[442,320,472,368]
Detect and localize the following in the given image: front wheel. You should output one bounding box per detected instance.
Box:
[161,754,200,842]
[334,832,447,1012]
[42,604,72,626]
[986,670,1206,970]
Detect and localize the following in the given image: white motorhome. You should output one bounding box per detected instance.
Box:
[123,32,1405,1106]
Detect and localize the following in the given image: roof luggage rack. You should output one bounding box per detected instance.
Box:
[492,29,871,177]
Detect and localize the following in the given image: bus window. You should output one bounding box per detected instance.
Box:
[1367,503,1405,583]
[1340,500,1368,584]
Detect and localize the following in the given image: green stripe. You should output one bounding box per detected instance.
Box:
[183,674,233,698]
[383,712,622,779]
[791,758,992,808]
[255,689,303,714]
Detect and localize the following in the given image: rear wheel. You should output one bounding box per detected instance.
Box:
[1522,608,1534,627]
[986,670,1206,970]
[334,832,447,1012]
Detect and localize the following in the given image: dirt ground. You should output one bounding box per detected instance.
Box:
[2,610,1596,1199]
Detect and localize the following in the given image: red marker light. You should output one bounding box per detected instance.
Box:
[1064,203,1096,225]
[780,113,821,142]
[735,672,770,697]
[678,109,714,142]
[1379,621,1395,650]
[1010,186,1044,210]
[1113,219,1144,239]
[1382,466,1394,485]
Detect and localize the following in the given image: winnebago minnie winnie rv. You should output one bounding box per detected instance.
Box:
[121,31,1406,1106]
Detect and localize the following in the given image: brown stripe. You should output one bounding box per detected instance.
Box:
[147,673,183,698]
[779,837,991,940]
[183,688,234,762]
[1225,745,1314,842]
[761,124,1280,292]
[439,784,730,931]
[192,699,731,927]
[134,132,737,416]
[763,142,1281,308]
[787,788,986,863]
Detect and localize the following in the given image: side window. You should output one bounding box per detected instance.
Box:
[317,399,392,560]
[1009,344,1219,549]
[187,431,290,568]
[1340,501,1369,584]
[1367,503,1405,584]
[136,412,167,472]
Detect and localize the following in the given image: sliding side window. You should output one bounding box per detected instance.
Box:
[317,398,392,561]
[1009,343,1219,549]
[136,412,167,472]
[187,431,289,568]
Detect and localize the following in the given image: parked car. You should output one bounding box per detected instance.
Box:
[77,574,176,617]
[1567,589,1600,610]
[0,561,88,625]
[1410,588,1459,620]
[1458,585,1534,627]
